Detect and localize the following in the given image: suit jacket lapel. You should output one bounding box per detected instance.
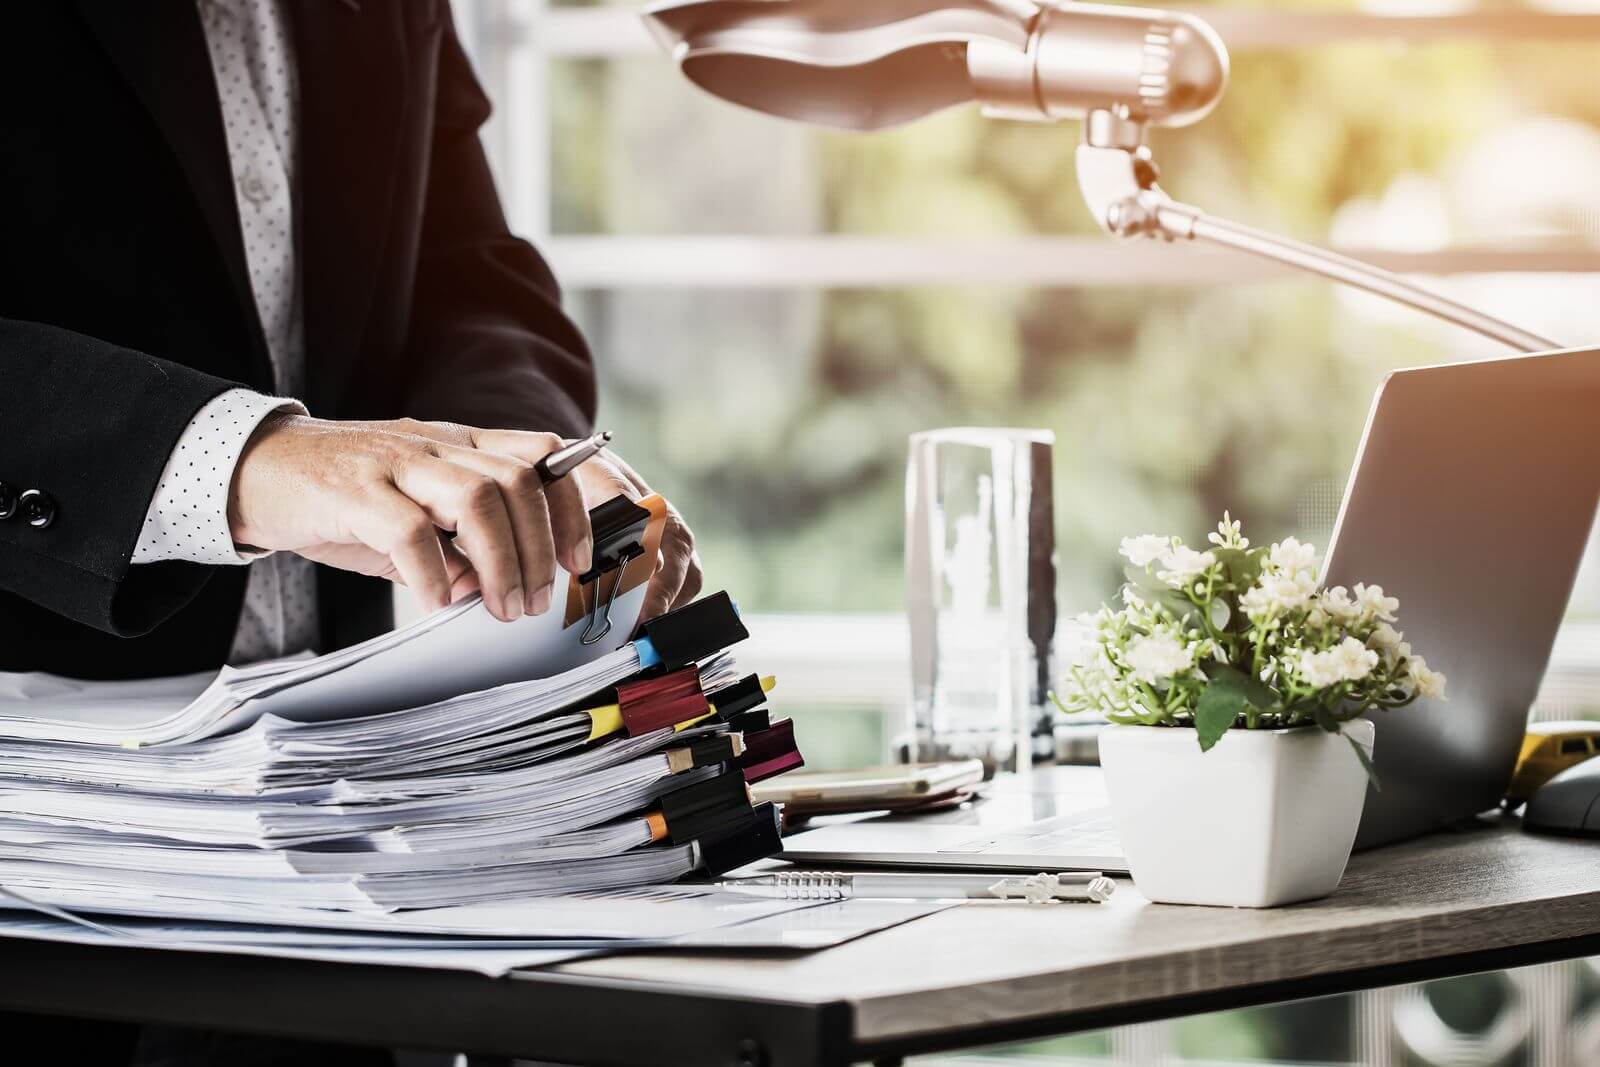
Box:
[73,0,275,388]
[287,0,408,414]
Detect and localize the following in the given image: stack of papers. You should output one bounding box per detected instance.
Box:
[0,586,812,963]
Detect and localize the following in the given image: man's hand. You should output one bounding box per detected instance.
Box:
[228,414,700,624]
[571,448,703,623]
[230,414,593,622]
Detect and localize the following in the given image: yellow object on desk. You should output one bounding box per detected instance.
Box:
[1506,721,1600,804]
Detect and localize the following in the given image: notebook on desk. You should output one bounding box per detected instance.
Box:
[780,768,1128,874]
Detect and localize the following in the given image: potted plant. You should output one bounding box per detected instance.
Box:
[1055,515,1447,908]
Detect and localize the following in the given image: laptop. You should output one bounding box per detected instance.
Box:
[783,346,1600,872]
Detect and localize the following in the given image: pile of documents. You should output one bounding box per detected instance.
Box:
[0,588,806,930]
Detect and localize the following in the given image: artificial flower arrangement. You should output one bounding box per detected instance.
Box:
[1055,514,1446,782]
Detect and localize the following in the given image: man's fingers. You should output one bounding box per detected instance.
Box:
[540,474,592,578]
[392,454,526,622]
[441,539,482,603]
[431,443,567,614]
[583,455,640,504]
[673,551,705,610]
[469,430,595,578]
[634,504,701,623]
[639,549,672,624]
[599,449,651,497]
[345,486,454,613]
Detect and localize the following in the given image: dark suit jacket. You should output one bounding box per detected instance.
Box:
[0,1,597,679]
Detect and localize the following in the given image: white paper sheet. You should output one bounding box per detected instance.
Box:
[0,889,951,977]
[0,575,646,747]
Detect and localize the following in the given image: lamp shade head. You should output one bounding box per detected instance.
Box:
[643,0,1228,133]
[642,0,1038,130]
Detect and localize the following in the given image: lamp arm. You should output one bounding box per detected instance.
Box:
[1076,142,1561,354]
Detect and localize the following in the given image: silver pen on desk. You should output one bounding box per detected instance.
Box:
[717,871,1115,904]
[535,431,612,485]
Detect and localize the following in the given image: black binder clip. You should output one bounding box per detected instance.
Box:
[659,766,752,846]
[693,804,784,876]
[636,591,750,671]
[575,496,651,645]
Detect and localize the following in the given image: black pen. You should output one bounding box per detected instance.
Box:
[535,431,612,485]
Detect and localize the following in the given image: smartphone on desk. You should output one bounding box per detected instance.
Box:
[753,761,985,816]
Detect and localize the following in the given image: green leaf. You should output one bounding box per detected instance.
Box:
[1207,664,1281,715]
[1194,670,1246,752]
[1345,733,1381,792]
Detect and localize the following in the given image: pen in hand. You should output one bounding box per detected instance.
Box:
[535,431,613,486]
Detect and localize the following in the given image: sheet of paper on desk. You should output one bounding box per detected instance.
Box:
[2,884,810,938]
[0,910,599,978]
[0,887,950,978]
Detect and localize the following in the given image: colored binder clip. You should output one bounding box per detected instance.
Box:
[693,804,783,877]
[574,497,652,645]
[635,592,750,671]
[616,667,708,736]
[660,767,753,846]
[739,719,804,784]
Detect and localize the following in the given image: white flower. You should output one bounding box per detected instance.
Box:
[1328,635,1380,682]
[1267,536,1318,576]
[1296,648,1344,688]
[1297,636,1380,688]
[1367,623,1404,653]
[1119,534,1172,568]
[1207,512,1249,549]
[1406,656,1448,700]
[1061,617,1103,668]
[1367,623,1412,665]
[1156,546,1216,587]
[1123,631,1195,684]
[1239,570,1318,619]
[1353,582,1400,623]
[1318,586,1361,625]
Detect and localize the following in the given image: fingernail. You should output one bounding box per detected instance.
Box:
[504,586,524,620]
[530,584,552,615]
[576,536,594,574]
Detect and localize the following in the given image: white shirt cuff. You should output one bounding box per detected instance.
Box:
[131,389,306,565]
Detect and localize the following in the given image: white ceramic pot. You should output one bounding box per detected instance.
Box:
[1099,718,1375,908]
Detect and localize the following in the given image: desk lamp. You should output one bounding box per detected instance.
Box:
[643,0,1560,352]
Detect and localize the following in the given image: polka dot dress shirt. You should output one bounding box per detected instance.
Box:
[130,0,320,665]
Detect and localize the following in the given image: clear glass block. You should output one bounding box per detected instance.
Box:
[905,427,1056,775]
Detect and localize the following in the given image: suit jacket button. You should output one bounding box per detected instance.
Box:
[18,489,55,529]
[0,483,15,520]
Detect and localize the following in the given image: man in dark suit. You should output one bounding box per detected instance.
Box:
[0,0,700,1061]
[0,0,701,672]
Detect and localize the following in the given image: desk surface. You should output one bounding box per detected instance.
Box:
[549,818,1600,1061]
[1,808,1597,1067]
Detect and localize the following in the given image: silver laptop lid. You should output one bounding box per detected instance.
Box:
[1323,348,1600,847]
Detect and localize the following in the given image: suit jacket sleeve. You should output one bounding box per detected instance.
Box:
[396,13,597,439]
[0,317,240,636]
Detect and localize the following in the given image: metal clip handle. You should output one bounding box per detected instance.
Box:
[578,543,646,646]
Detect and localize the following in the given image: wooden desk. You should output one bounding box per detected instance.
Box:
[0,820,1595,1066]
